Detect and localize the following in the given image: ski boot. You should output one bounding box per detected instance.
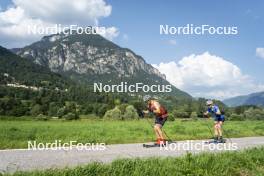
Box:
[218,136,225,143]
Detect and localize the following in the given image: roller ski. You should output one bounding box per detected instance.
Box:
[205,137,226,144]
[143,138,167,148]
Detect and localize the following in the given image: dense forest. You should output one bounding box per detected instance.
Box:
[1,84,263,121]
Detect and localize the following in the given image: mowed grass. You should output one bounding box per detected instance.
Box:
[5,147,264,176]
[1,118,264,149]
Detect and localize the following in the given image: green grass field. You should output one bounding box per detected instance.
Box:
[4,147,264,176]
[1,118,264,149]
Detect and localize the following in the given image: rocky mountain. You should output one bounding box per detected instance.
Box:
[15,33,164,81]
[223,92,264,107]
[14,32,191,99]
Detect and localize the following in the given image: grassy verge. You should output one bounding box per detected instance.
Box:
[1,118,264,149]
[4,147,264,176]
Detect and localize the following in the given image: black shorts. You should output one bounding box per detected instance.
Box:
[155,116,167,127]
[215,115,225,122]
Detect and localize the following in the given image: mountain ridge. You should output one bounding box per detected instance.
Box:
[15,33,165,79]
[223,91,264,107]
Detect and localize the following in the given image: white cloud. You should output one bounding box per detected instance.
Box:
[99,26,119,41]
[13,0,111,25]
[256,47,264,59]
[168,39,177,45]
[0,0,118,48]
[153,52,264,100]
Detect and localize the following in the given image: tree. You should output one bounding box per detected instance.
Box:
[47,102,60,117]
[82,104,94,114]
[11,105,28,117]
[131,100,145,116]
[30,104,42,116]
[97,104,109,117]
[57,107,66,118]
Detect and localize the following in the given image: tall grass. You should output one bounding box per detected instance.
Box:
[1,118,264,149]
[6,147,264,176]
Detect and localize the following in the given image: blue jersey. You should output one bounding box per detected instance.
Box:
[207,105,220,117]
[208,105,225,121]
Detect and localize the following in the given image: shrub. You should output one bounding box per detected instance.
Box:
[65,101,77,113]
[36,114,48,121]
[229,113,244,121]
[114,99,121,105]
[123,105,138,119]
[167,113,175,121]
[243,108,264,120]
[118,104,128,115]
[63,112,79,120]
[174,110,189,118]
[104,107,122,120]
[190,112,198,120]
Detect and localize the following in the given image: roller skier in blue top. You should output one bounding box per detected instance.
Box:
[204,100,225,143]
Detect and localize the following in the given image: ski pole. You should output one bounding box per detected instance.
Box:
[144,112,173,142]
[145,115,154,128]
[203,114,214,139]
[162,128,173,142]
[205,121,214,139]
[222,128,233,143]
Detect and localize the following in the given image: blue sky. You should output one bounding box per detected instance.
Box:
[0,0,264,99]
[105,0,264,77]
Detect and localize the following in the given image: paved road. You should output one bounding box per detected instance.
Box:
[1,136,264,174]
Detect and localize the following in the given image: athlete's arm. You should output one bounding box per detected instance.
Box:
[214,106,221,115]
[153,108,160,114]
[216,110,221,115]
[152,101,161,114]
[143,110,149,114]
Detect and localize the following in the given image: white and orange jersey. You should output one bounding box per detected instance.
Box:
[147,100,168,118]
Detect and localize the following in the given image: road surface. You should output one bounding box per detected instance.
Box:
[1,136,264,174]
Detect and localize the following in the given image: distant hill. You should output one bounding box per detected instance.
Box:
[223,92,264,107]
[0,45,71,89]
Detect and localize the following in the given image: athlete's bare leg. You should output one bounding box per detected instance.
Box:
[154,124,165,140]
